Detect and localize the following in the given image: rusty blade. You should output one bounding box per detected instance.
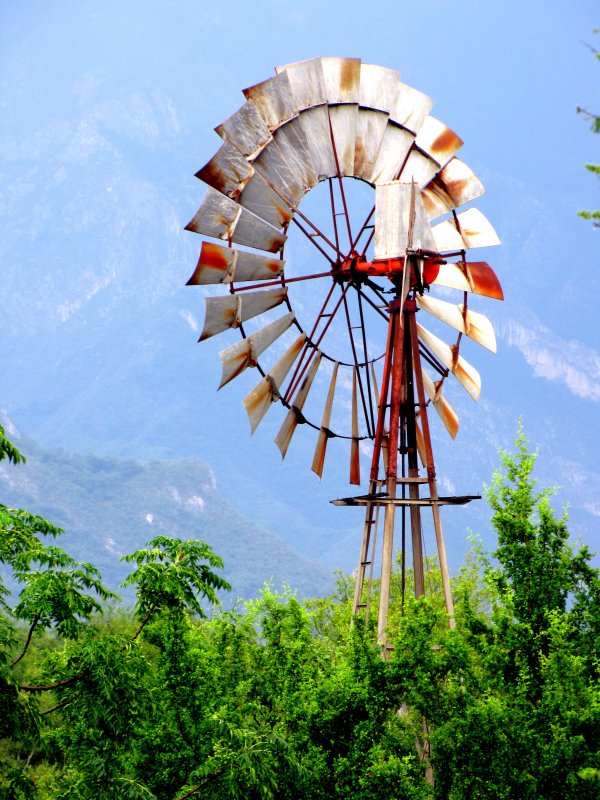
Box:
[432,208,501,252]
[400,117,463,187]
[370,121,415,185]
[350,367,361,485]
[199,288,287,341]
[185,188,286,253]
[374,181,436,260]
[187,241,285,285]
[275,351,322,458]
[196,143,254,200]
[354,107,389,183]
[421,158,485,220]
[430,261,504,300]
[215,100,272,160]
[389,81,433,134]
[275,57,327,109]
[311,361,339,478]
[416,294,497,352]
[273,117,320,191]
[243,334,307,433]
[321,57,361,103]
[238,172,294,228]
[296,105,337,180]
[329,104,358,176]
[421,371,459,439]
[218,311,295,388]
[417,323,481,401]
[242,70,298,131]
[251,136,307,212]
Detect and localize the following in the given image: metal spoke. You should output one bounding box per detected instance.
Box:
[327,107,354,249]
[342,289,374,438]
[232,270,332,293]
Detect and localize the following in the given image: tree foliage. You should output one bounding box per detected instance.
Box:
[0,428,598,798]
[577,30,600,225]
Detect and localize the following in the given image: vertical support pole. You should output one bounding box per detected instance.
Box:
[408,309,456,628]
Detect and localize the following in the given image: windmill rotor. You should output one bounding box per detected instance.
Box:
[186,57,503,648]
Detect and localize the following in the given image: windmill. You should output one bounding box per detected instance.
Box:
[185,58,503,653]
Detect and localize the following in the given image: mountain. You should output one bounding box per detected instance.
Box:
[0,421,334,603]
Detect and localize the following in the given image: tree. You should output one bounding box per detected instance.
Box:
[577,31,600,225]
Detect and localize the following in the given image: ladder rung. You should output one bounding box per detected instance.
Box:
[360,561,372,566]
[396,477,428,484]
[356,603,367,609]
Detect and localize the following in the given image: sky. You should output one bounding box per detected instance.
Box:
[0,0,598,574]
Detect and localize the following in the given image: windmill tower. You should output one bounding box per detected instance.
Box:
[185,58,503,651]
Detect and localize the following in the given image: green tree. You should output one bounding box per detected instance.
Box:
[577,31,600,225]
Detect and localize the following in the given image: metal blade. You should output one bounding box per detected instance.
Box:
[359,63,401,113]
[243,334,307,433]
[187,242,285,285]
[374,180,437,259]
[242,71,298,131]
[311,361,339,478]
[199,288,287,341]
[414,417,427,466]
[421,371,459,439]
[215,100,272,160]
[329,103,358,176]
[421,157,485,220]
[273,117,320,191]
[389,81,433,134]
[195,143,254,200]
[400,117,463,187]
[353,107,390,183]
[275,351,322,458]
[238,172,294,228]
[275,58,327,109]
[251,136,307,211]
[416,294,497,352]
[218,311,295,388]
[185,188,286,253]
[417,323,481,401]
[296,105,337,180]
[370,121,415,185]
[431,208,501,252]
[350,367,361,485]
[429,261,504,300]
[321,57,361,103]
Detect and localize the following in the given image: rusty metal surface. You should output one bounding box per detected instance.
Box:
[431,261,504,299]
[296,105,337,180]
[275,350,322,458]
[354,107,389,183]
[196,143,254,200]
[389,81,433,134]
[321,56,361,104]
[329,103,358,176]
[243,334,307,432]
[199,287,287,341]
[417,294,496,352]
[311,361,339,477]
[431,208,500,252]
[238,172,294,228]
[187,242,284,285]
[218,311,295,388]
[273,118,320,191]
[421,158,485,220]
[185,187,242,241]
[215,101,272,160]
[417,323,481,400]
[243,71,298,131]
[415,116,463,166]
[232,205,287,252]
[276,58,327,109]
[374,181,436,259]
[421,371,459,439]
[251,137,307,212]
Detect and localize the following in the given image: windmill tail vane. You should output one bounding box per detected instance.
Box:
[185,57,504,650]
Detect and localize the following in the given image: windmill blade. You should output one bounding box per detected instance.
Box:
[243,334,307,433]
[237,172,294,229]
[295,105,337,180]
[321,57,361,104]
[311,361,339,478]
[185,187,287,253]
[370,121,415,185]
[431,208,500,252]
[275,57,327,110]
[350,367,361,485]
[218,312,295,388]
[421,157,485,220]
[196,143,254,200]
[414,417,427,467]
[353,107,390,183]
[429,261,504,300]
[421,371,459,439]
[251,136,309,212]
[243,71,298,132]
[374,180,437,260]
[187,242,285,285]
[275,351,322,458]
[329,103,359,177]
[272,118,320,191]
[389,81,433,134]
[215,100,272,160]
[199,288,287,341]
[400,117,463,187]
[416,294,497,352]
[417,323,481,401]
